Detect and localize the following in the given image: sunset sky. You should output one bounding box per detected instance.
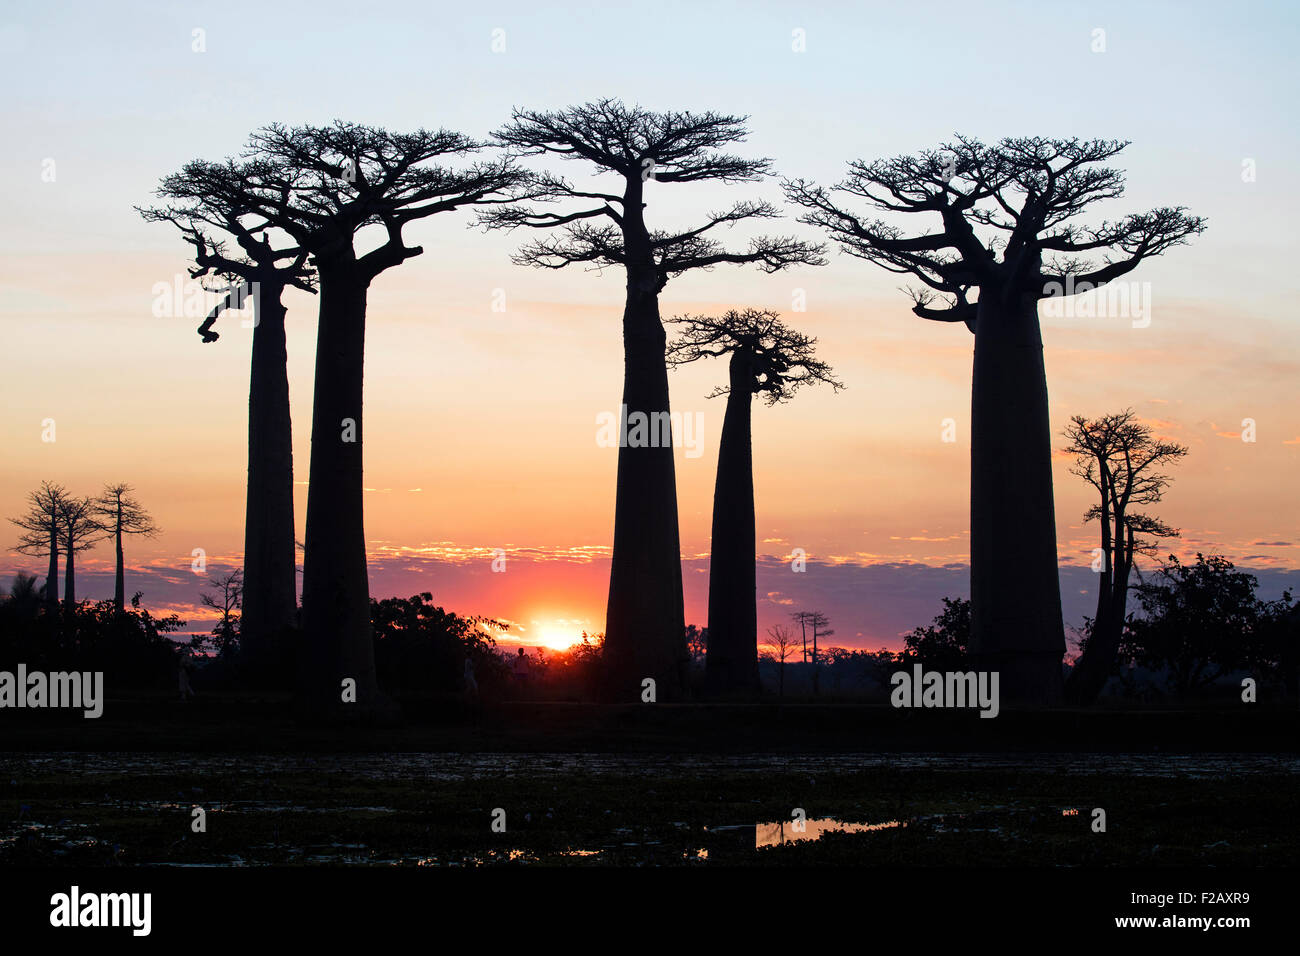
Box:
[2,0,1298,650]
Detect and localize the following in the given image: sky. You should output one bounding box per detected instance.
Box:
[2,0,1298,650]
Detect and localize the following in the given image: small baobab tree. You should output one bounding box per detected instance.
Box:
[57,495,101,613]
[791,609,833,694]
[668,308,841,694]
[140,166,316,663]
[219,122,527,716]
[484,99,825,699]
[90,483,159,615]
[786,137,1206,704]
[1063,410,1186,704]
[10,480,68,613]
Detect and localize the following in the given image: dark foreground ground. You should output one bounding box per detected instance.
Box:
[1,696,1295,867]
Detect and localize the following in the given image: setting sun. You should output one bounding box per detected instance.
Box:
[534,622,588,651]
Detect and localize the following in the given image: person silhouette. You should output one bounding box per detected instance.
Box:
[178,650,195,701]
[463,656,479,700]
[512,647,530,683]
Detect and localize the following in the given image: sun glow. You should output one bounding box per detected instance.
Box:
[534,622,587,651]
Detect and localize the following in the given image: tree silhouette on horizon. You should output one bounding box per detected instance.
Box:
[786,136,1206,704]
[56,494,101,614]
[668,308,841,694]
[211,121,528,717]
[91,483,159,616]
[483,99,825,699]
[10,480,68,614]
[140,164,315,666]
[1064,410,1186,705]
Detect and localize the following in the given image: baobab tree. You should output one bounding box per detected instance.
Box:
[668,309,841,694]
[10,480,68,613]
[791,609,833,694]
[140,166,315,662]
[484,99,824,699]
[1063,410,1186,704]
[89,483,159,615]
[57,495,101,613]
[201,122,527,716]
[786,137,1206,704]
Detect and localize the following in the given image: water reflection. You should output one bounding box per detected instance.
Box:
[755,818,904,847]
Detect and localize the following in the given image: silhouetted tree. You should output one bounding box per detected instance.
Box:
[217,121,526,717]
[668,309,841,693]
[10,481,67,613]
[791,610,833,694]
[1122,553,1264,697]
[89,483,159,615]
[787,137,1206,704]
[57,496,101,613]
[199,569,243,660]
[763,624,799,697]
[485,99,824,699]
[2,573,43,621]
[1063,411,1186,704]
[140,167,316,664]
[901,597,971,671]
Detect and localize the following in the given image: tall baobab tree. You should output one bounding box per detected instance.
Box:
[786,137,1206,704]
[140,168,315,661]
[58,495,101,613]
[199,122,527,716]
[484,99,825,699]
[1063,411,1186,704]
[668,309,841,693]
[10,480,68,613]
[90,483,159,615]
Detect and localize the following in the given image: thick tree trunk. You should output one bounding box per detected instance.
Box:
[812,627,820,694]
[602,265,687,701]
[705,354,759,695]
[1066,469,1113,705]
[63,544,75,613]
[113,505,125,614]
[969,292,1065,705]
[240,290,298,671]
[45,528,58,613]
[299,261,387,719]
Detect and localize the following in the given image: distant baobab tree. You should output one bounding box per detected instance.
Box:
[484,99,825,699]
[1063,410,1187,705]
[91,483,159,615]
[219,121,527,716]
[140,165,316,663]
[10,480,68,613]
[668,308,841,694]
[786,137,1206,704]
[791,609,832,694]
[57,495,101,613]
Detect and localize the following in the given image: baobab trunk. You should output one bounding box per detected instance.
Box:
[63,545,76,613]
[45,527,58,613]
[705,352,759,694]
[240,290,298,669]
[603,263,687,701]
[968,291,1065,705]
[1066,478,1114,705]
[299,260,386,718]
[113,508,125,613]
